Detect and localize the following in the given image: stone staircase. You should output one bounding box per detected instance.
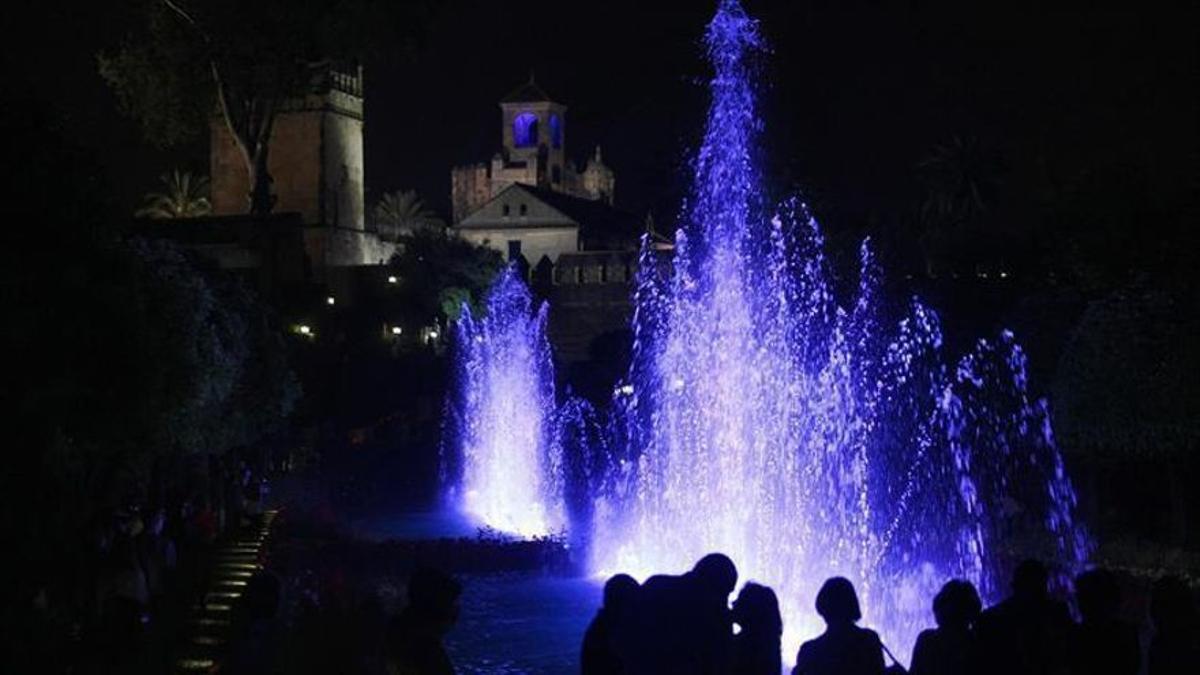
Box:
[174,510,278,673]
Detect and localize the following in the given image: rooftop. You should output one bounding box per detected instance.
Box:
[500,77,555,104]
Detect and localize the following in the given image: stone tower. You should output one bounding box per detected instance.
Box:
[498,76,567,188]
[210,66,365,230]
[451,77,617,223]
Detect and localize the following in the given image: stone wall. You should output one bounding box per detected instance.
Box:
[210,88,364,230]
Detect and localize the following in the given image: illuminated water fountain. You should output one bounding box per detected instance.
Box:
[443,266,565,538]
[588,0,1090,662]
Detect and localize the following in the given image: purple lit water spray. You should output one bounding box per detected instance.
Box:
[589,0,1090,662]
[443,266,565,537]
[445,0,1089,664]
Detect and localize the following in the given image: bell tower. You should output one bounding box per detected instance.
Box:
[498,75,567,189]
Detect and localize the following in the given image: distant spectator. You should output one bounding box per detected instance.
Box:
[224,571,284,675]
[387,566,462,675]
[976,559,1072,675]
[1148,575,1199,675]
[910,579,982,675]
[793,577,885,675]
[582,574,640,674]
[732,582,783,675]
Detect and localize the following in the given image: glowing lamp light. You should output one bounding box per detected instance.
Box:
[619,384,635,396]
[391,326,403,335]
[387,275,398,284]
[326,296,336,306]
[297,325,311,335]
[428,331,439,340]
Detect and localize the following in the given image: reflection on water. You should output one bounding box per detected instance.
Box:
[446,574,601,675]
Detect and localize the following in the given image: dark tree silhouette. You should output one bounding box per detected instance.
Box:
[101,0,429,215]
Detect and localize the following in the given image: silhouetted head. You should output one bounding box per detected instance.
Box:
[1075,569,1120,623]
[816,577,862,626]
[933,579,982,630]
[603,574,640,614]
[1150,575,1196,634]
[408,566,462,632]
[243,570,281,621]
[692,553,738,598]
[1012,559,1049,601]
[733,582,782,636]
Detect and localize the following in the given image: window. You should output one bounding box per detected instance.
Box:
[507,240,522,261]
[519,203,528,216]
[513,112,539,147]
[549,114,562,148]
[502,204,510,217]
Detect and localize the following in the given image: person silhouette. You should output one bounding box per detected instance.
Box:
[976,559,1072,675]
[909,579,981,675]
[1147,575,1199,675]
[224,570,284,675]
[1068,568,1139,675]
[637,553,738,674]
[792,577,885,675]
[732,582,783,675]
[387,566,462,675]
[582,574,641,675]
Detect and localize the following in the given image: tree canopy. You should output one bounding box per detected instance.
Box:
[372,189,445,241]
[1053,282,1200,458]
[388,229,504,324]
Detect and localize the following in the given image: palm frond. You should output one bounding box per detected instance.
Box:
[136,169,211,218]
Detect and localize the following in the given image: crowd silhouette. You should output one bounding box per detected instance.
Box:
[580,554,1199,675]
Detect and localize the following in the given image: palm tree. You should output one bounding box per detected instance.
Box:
[916,135,1000,276]
[918,135,997,224]
[372,190,445,241]
[136,170,212,218]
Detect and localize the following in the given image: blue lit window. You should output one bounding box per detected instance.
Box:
[549,114,562,148]
[513,112,539,147]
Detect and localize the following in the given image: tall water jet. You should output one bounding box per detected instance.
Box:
[591,0,1089,662]
[443,267,565,537]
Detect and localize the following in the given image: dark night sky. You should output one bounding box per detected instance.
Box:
[367,1,1197,229]
[7,1,1196,233]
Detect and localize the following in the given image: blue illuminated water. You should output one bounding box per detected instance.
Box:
[442,267,565,538]
[445,0,1090,665]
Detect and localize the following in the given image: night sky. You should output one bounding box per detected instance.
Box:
[8,1,1196,232]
